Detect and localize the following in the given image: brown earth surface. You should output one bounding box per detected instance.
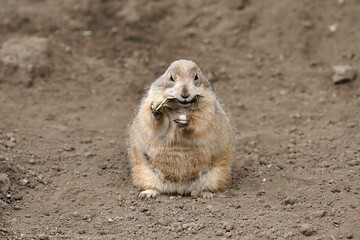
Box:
[1,0,360,239]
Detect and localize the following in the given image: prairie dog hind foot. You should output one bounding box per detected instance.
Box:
[138,189,160,199]
[138,189,214,200]
[191,190,214,199]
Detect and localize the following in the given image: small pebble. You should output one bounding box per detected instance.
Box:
[111,26,118,34]
[78,229,86,234]
[83,215,92,222]
[171,222,182,232]
[19,178,29,186]
[346,233,354,239]
[331,188,341,193]
[313,210,326,218]
[70,211,80,218]
[80,138,92,144]
[84,152,96,157]
[11,193,24,201]
[65,46,71,53]
[117,194,124,201]
[299,223,315,236]
[4,141,15,148]
[6,133,14,139]
[282,197,297,205]
[284,231,294,238]
[319,161,331,168]
[215,230,224,236]
[276,163,285,169]
[347,160,360,166]
[223,221,234,231]
[98,163,107,169]
[332,65,357,84]
[328,23,338,33]
[38,234,49,240]
[13,205,22,210]
[140,208,149,212]
[225,232,232,238]
[81,30,92,37]
[63,144,75,151]
[182,223,190,230]
[156,219,169,226]
[302,20,314,29]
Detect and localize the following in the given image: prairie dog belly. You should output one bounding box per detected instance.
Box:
[148,146,211,182]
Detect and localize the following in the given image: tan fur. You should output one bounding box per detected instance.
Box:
[129,60,233,199]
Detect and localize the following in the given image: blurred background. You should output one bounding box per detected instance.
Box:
[0,0,359,239]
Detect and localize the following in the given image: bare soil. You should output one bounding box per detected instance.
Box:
[0,0,359,239]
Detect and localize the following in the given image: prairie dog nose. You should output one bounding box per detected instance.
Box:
[181,87,190,99]
[181,93,190,99]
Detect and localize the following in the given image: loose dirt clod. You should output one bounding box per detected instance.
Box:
[346,233,354,239]
[281,197,297,205]
[157,219,169,226]
[38,234,50,240]
[223,221,235,232]
[11,193,24,201]
[19,178,28,186]
[332,65,357,84]
[313,210,326,218]
[0,37,52,87]
[300,223,315,236]
[347,160,360,166]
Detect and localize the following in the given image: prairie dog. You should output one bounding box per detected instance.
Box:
[129,60,233,199]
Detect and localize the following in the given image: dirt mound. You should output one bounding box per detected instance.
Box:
[0,37,52,87]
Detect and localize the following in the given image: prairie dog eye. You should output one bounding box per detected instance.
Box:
[194,74,198,81]
[170,75,174,82]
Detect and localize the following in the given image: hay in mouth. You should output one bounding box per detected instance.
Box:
[155,95,203,111]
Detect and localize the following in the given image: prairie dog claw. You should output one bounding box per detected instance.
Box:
[138,189,160,199]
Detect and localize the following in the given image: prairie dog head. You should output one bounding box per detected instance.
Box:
[154,60,212,106]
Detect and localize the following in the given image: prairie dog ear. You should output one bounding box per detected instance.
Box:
[151,73,170,89]
[201,73,212,88]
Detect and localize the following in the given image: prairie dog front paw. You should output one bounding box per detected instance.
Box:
[174,114,189,126]
[151,98,174,115]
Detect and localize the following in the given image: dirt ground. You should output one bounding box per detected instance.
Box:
[0,0,360,239]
